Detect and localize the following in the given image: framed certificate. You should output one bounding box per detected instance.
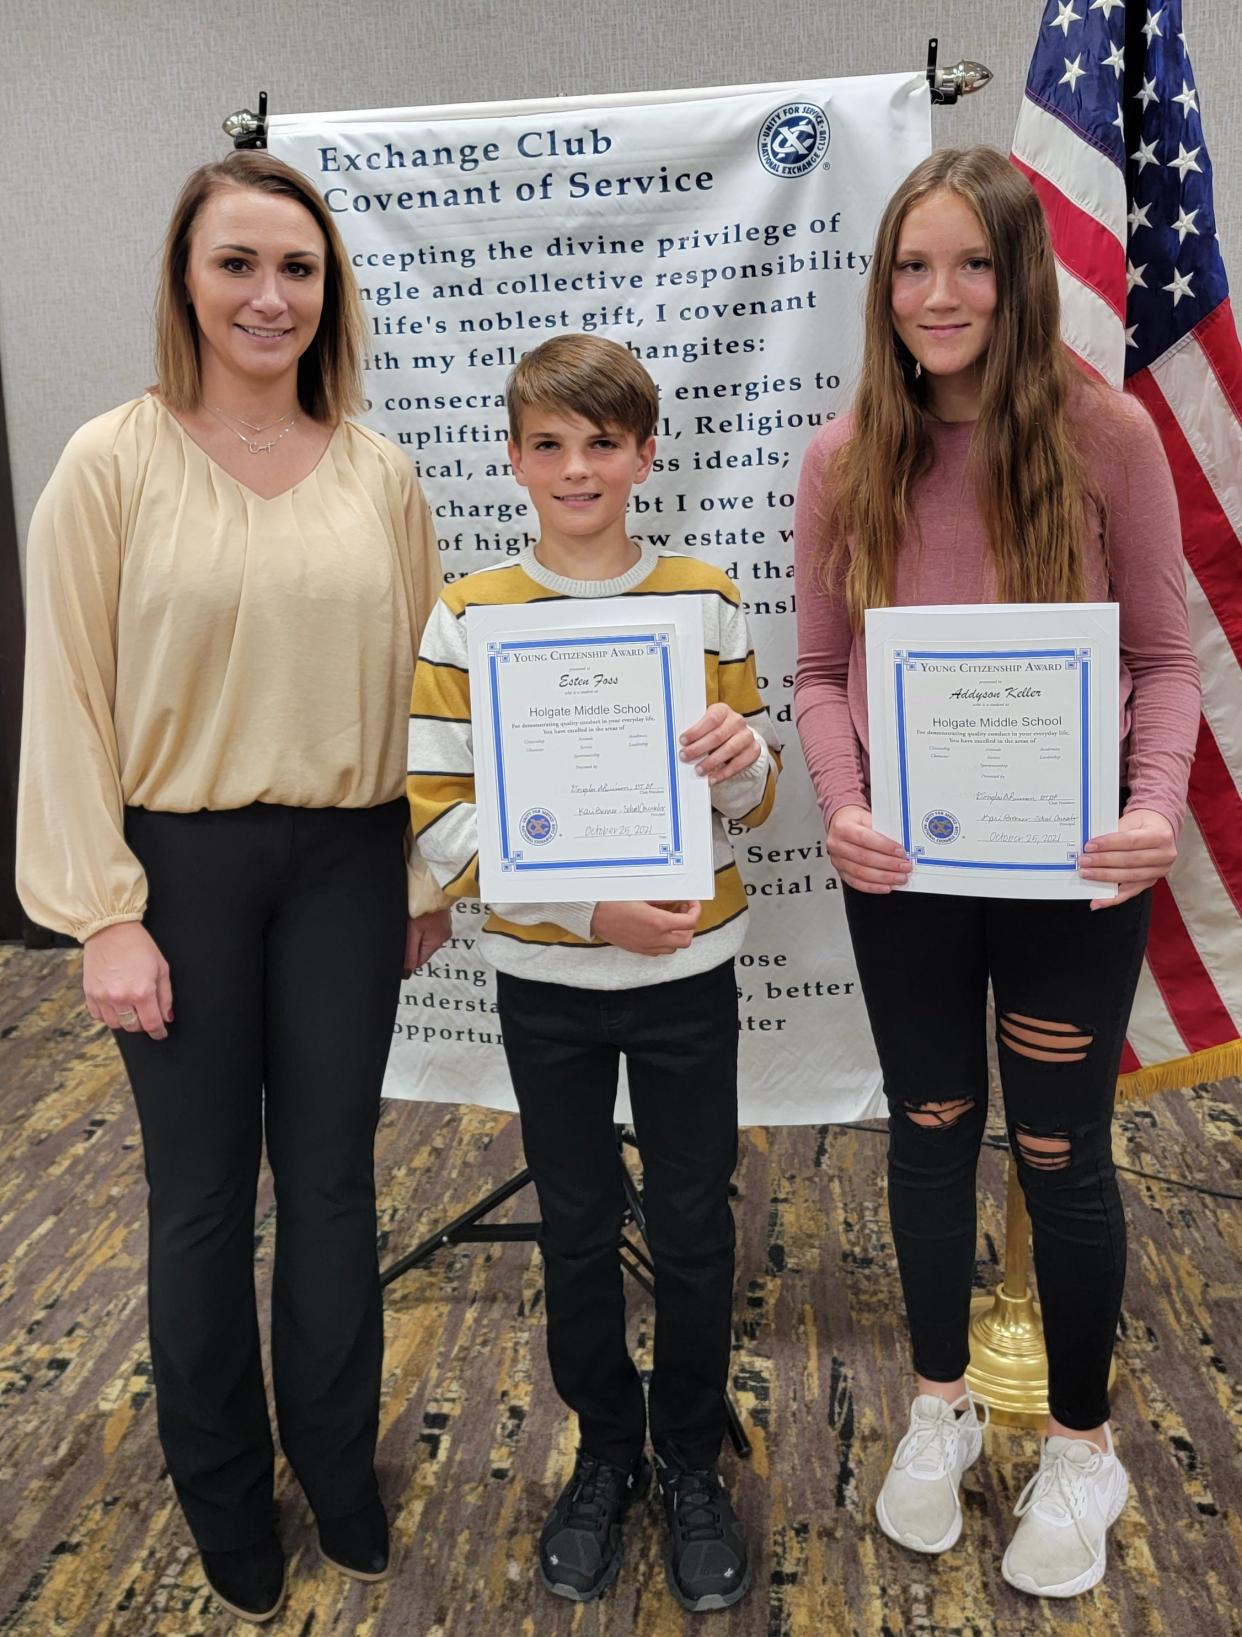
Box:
[467,596,715,902]
[865,603,1120,900]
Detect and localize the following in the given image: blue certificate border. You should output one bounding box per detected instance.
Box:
[894,648,1090,873]
[488,633,683,873]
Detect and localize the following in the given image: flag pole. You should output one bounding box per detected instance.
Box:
[965,1156,1117,1427]
[965,1158,1049,1427]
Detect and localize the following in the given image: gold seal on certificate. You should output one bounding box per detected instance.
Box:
[865,604,1120,900]
[466,596,716,901]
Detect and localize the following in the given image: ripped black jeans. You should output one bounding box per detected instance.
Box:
[843,884,1152,1430]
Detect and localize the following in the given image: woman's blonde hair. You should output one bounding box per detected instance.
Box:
[821,146,1103,627]
[154,150,365,421]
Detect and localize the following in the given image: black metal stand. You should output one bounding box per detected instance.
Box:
[380,1125,750,1458]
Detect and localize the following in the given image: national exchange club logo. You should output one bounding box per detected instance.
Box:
[520,807,558,845]
[922,810,961,845]
[757,103,831,178]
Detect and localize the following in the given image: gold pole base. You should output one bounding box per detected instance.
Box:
[965,1288,1117,1429]
[965,1288,1049,1427]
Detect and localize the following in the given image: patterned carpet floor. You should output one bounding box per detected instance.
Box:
[1,945,1240,1637]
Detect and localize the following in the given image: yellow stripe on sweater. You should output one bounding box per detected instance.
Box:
[441,566,568,617]
[408,771,475,839]
[410,660,471,722]
[738,765,779,828]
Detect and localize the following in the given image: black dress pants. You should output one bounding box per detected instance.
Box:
[115,800,407,1551]
[496,961,739,1472]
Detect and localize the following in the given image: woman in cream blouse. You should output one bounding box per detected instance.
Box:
[17,152,447,1624]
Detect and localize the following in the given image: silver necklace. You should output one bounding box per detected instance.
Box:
[206,404,297,455]
[210,404,297,434]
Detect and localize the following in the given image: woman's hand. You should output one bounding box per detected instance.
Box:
[404,909,453,976]
[590,900,701,955]
[827,805,912,894]
[1080,809,1177,909]
[83,922,173,1039]
[680,704,760,785]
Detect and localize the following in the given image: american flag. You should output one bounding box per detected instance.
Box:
[1011,0,1242,1095]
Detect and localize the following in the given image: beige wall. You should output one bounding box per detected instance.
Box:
[3,0,1238,547]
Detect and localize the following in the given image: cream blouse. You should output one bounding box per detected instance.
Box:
[17,393,445,941]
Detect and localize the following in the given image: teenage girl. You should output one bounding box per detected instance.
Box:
[794,146,1199,1599]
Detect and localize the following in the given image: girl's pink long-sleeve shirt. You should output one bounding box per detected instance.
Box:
[793,392,1201,841]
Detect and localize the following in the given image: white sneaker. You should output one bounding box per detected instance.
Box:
[875,1391,987,1554]
[1001,1425,1129,1598]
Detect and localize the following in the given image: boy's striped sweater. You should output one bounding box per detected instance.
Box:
[408,541,781,990]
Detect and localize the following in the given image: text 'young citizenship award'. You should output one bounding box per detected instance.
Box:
[467,596,715,901]
[865,604,1120,900]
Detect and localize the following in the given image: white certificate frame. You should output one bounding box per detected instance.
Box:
[865,603,1120,900]
[467,596,714,902]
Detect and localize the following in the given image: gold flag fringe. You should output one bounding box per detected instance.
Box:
[1117,1038,1242,1103]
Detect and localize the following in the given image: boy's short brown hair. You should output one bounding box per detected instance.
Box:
[506,334,659,445]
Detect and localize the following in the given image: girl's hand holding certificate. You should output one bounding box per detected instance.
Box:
[1079,809,1177,911]
[827,804,1178,906]
[826,805,912,895]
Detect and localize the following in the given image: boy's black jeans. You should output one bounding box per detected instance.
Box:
[496,961,738,1472]
[843,883,1152,1431]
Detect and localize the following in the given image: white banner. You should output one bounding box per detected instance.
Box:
[269,73,930,1122]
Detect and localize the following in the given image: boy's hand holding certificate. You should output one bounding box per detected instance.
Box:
[865,604,1120,900]
[468,596,716,901]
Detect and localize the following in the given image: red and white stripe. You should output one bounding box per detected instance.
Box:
[1012,99,1128,386]
[1013,103,1242,1085]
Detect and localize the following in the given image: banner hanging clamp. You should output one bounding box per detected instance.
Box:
[223,91,269,149]
[926,38,992,105]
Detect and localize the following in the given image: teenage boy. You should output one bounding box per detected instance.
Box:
[407,334,780,1612]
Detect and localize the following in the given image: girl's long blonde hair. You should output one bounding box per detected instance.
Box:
[822,147,1102,627]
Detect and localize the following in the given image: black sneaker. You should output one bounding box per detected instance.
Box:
[538,1449,652,1602]
[200,1535,287,1624]
[656,1461,751,1612]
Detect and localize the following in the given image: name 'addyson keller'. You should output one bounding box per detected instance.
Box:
[948,686,1043,702]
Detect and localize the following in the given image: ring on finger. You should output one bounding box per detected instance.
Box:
[115,1007,139,1025]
